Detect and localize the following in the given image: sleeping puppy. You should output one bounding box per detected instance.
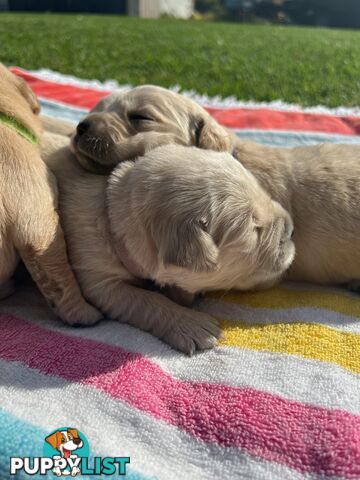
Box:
[70,85,232,173]
[42,136,294,354]
[0,64,101,325]
[70,86,360,288]
[107,145,295,295]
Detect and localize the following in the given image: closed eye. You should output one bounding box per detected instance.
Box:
[252,216,263,237]
[128,112,154,122]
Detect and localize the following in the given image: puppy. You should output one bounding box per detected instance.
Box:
[0,64,101,325]
[70,86,360,287]
[108,145,295,294]
[45,428,83,458]
[42,136,293,353]
[70,85,231,173]
[45,428,83,477]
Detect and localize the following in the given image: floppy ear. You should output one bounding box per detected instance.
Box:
[159,220,219,273]
[45,431,61,450]
[195,115,232,152]
[16,76,40,115]
[68,428,79,439]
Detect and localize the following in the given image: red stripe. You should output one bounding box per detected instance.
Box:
[207,106,360,136]
[11,67,360,136]
[1,313,360,478]
[11,67,108,109]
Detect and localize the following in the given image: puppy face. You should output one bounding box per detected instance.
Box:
[45,428,83,458]
[107,145,295,293]
[71,85,232,173]
[0,64,41,134]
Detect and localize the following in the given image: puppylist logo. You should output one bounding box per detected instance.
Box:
[10,427,130,477]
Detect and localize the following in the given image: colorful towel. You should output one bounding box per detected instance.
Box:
[0,68,359,480]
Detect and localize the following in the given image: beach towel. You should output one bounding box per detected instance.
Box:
[0,68,359,480]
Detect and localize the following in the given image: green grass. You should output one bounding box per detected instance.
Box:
[1,13,360,107]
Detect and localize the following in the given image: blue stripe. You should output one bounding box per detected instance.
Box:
[0,408,155,480]
[39,98,86,124]
[234,129,360,147]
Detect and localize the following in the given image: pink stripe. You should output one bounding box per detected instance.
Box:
[1,314,360,478]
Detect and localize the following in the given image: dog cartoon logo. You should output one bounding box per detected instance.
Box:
[10,426,130,477]
[45,428,85,477]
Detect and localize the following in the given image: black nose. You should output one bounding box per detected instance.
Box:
[73,437,81,445]
[77,120,90,136]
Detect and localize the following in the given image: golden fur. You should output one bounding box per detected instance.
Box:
[66,85,360,287]
[107,145,294,294]
[41,135,293,353]
[69,86,231,173]
[0,64,101,325]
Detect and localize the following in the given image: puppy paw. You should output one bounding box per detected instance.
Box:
[52,467,62,477]
[162,311,221,355]
[56,302,103,327]
[71,466,81,477]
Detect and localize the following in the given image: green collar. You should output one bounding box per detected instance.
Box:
[0,111,38,145]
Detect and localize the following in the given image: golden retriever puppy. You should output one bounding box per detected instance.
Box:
[70,85,232,173]
[70,86,360,288]
[107,145,295,294]
[42,135,294,353]
[0,64,101,325]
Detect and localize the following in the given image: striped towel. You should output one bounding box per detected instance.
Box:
[0,68,359,480]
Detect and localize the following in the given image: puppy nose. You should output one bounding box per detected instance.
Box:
[73,437,81,445]
[77,120,90,136]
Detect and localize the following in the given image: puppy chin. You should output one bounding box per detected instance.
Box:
[276,240,295,273]
[253,244,295,291]
[70,135,111,174]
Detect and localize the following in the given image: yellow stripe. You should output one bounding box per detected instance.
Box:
[209,286,360,319]
[219,319,360,374]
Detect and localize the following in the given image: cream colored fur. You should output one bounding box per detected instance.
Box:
[41,134,294,353]
[108,145,294,294]
[42,135,219,354]
[70,86,231,173]
[0,64,101,325]
[68,86,360,287]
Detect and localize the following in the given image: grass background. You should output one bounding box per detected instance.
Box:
[1,13,360,107]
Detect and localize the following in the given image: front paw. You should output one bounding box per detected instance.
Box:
[52,466,62,477]
[71,466,80,477]
[56,302,103,327]
[162,310,221,355]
